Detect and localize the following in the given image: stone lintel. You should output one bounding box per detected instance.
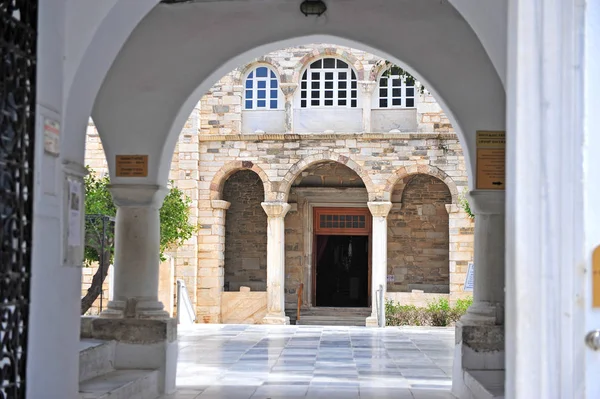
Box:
[211,200,231,210]
[367,201,393,218]
[467,190,505,215]
[261,202,291,218]
[81,316,177,344]
[108,184,168,208]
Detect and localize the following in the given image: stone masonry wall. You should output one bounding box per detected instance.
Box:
[388,174,452,293]
[198,43,454,135]
[223,170,268,291]
[84,43,474,323]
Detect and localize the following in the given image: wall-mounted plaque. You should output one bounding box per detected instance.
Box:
[476,131,505,190]
[115,155,148,177]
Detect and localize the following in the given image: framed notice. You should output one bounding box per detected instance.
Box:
[476,131,505,190]
[464,262,474,291]
[62,161,87,267]
[115,155,148,177]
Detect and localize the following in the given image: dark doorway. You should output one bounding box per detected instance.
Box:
[315,235,369,307]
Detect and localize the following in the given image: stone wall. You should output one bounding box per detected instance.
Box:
[223,170,268,291]
[221,290,267,324]
[84,43,474,323]
[198,43,454,135]
[388,174,453,293]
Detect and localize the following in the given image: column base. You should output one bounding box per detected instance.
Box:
[365,316,380,327]
[100,299,170,319]
[262,314,290,325]
[451,319,505,399]
[81,316,178,395]
[460,300,504,325]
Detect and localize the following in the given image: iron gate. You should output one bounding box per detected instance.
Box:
[0,1,38,398]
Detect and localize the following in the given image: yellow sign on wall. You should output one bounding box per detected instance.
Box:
[115,155,148,177]
[593,246,600,308]
[476,131,505,190]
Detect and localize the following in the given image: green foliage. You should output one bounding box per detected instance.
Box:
[83,171,115,266]
[385,296,473,327]
[83,168,196,264]
[458,191,474,219]
[383,62,426,94]
[159,186,196,261]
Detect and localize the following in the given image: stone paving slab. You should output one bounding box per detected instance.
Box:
[159,325,456,399]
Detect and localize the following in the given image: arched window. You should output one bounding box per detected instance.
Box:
[378,66,416,108]
[244,66,280,110]
[300,58,358,108]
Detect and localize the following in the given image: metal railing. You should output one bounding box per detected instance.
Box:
[375,284,385,328]
[297,283,304,322]
[176,279,196,324]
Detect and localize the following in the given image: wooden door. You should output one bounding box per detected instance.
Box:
[312,207,372,306]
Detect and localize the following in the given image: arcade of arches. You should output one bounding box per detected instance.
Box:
[20,0,594,398]
[83,43,474,326]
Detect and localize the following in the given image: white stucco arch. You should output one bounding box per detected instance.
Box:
[83,0,504,191]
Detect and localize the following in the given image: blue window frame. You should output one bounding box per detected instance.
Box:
[244,66,280,109]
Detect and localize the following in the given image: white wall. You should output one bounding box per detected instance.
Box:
[28,1,81,398]
[83,0,504,189]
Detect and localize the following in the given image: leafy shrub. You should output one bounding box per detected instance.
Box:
[385,296,473,327]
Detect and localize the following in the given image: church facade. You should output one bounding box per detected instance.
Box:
[85,43,474,324]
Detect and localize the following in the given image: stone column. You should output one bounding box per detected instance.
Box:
[452,190,505,397]
[462,190,505,323]
[366,201,392,327]
[101,184,169,319]
[280,83,298,133]
[360,81,377,133]
[261,201,291,324]
[197,200,230,323]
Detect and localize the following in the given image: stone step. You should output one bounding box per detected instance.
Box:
[299,307,371,316]
[465,369,505,399]
[79,340,116,383]
[296,316,367,326]
[79,369,159,399]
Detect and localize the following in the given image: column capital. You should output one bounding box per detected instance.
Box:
[359,81,377,94]
[280,82,298,97]
[367,201,393,217]
[261,202,291,218]
[108,184,168,208]
[211,200,231,210]
[467,190,505,215]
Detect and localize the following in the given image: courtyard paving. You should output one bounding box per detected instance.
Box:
[160,324,456,399]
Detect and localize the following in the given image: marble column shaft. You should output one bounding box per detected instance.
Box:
[261,201,291,324]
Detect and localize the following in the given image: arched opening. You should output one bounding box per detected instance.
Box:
[286,160,371,311]
[68,3,504,396]
[223,170,267,292]
[388,174,452,294]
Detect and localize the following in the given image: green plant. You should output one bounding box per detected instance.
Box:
[458,191,474,218]
[81,169,196,314]
[453,297,473,314]
[382,62,426,94]
[385,296,473,327]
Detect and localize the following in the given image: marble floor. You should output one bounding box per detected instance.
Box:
[159,324,456,399]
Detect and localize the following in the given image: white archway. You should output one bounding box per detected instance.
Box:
[78,0,504,190]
